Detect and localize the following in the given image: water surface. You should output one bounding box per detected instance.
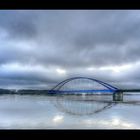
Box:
[0,93,140,129]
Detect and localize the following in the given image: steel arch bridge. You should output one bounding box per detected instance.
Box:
[48,77,118,94]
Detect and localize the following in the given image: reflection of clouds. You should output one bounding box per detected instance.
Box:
[0,95,140,129]
[0,115,64,129]
[52,115,64,124]
[111,118,120,125]
[82,117,136,129]
[110,117,134,128]
[82,119,96,126]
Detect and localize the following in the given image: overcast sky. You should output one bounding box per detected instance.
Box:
[0,10,140,89]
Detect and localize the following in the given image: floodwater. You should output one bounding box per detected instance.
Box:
[0,93,140,129]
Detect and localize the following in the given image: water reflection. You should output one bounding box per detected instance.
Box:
[52,115,64,124]
[53,94,115,115]
[0,94,140,129]
[80,114,137,129]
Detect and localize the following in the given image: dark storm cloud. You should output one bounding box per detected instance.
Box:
[8,20,37,39]
[0,10,140,89]
[0,10,38,40]
[30,10,140,67]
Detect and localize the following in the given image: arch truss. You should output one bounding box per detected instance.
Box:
[48,77,118,94]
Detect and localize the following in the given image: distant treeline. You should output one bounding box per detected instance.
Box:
[0,89,51,95]
[1,88,140,95]
[0,89,16,94]
[0,89,113,96]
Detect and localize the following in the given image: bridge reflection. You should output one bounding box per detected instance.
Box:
[53,94,116,115]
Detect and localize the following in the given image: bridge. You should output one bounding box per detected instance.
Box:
[48,77,127,101]
[47,77,140,115]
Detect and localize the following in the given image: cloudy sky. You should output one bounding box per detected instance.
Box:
[0,10,140,89]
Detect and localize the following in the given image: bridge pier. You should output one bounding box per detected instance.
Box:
[113,91,123,102]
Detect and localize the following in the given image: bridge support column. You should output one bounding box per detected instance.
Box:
[113,92,123,102]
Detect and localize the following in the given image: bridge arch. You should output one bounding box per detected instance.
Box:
[50,77,118,94]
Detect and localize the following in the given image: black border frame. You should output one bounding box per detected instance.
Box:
[0,1,140,139]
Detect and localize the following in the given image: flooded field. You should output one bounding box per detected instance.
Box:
[0,93,140,129]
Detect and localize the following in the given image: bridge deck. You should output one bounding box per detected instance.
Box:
[49,89,116,94]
